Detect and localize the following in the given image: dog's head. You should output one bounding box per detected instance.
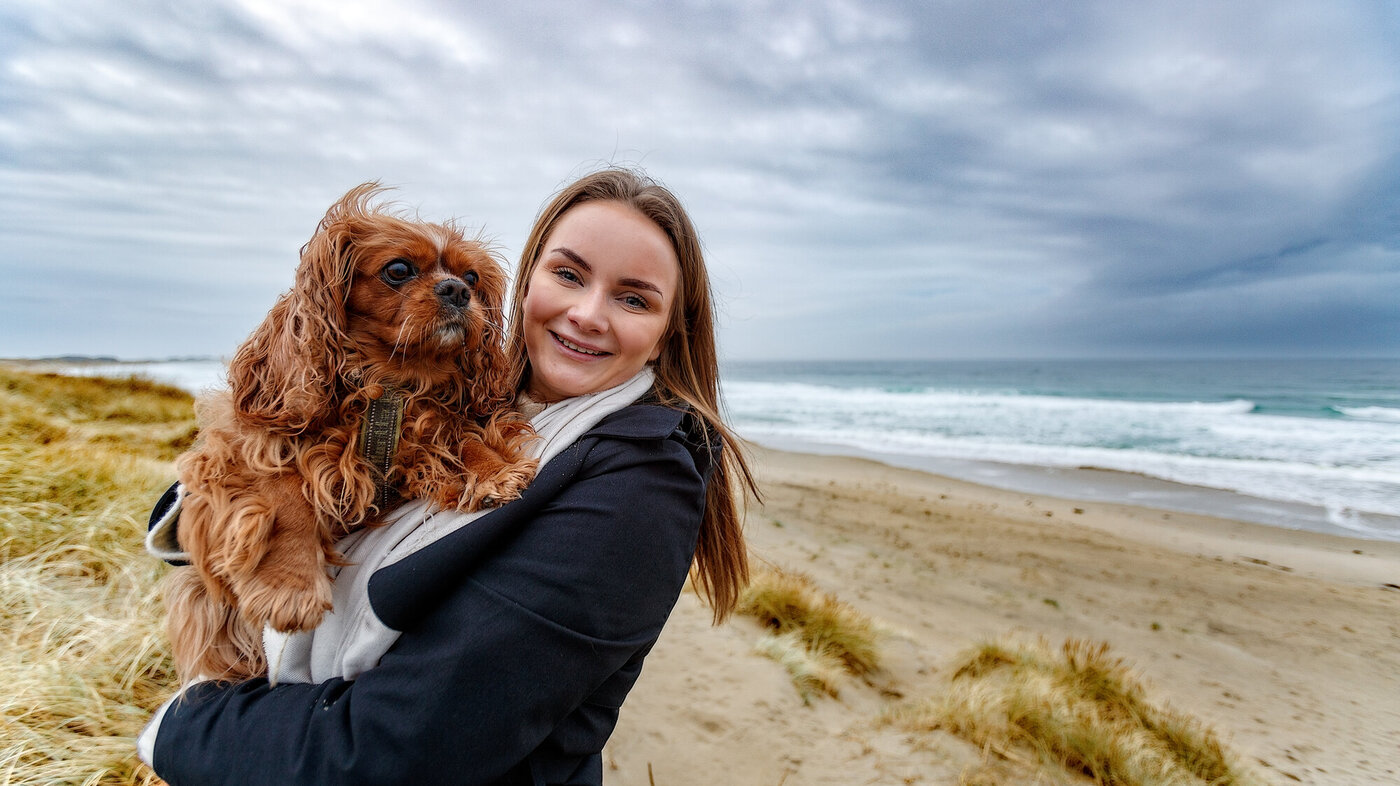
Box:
[229,184,514,432]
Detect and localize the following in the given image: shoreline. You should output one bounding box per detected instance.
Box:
[740,434,1400,544]
[746,442,1400,588]
[603,443,1400,784]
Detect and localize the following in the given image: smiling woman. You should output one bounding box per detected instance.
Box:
[507,167,758,620]
[139,168,760,786]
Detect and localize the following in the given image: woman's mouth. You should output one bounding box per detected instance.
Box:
[552,332,609,357]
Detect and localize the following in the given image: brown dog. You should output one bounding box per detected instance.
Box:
[164,184,535,682]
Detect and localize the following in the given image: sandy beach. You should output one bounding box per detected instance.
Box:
[601,444,1400,785]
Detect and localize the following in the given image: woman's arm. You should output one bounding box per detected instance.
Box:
[150,428,705,785]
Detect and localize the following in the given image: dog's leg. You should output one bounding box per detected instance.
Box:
[163,566,267,681]
[227,473,335,633]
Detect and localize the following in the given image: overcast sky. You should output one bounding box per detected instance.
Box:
[2,0,1397,361]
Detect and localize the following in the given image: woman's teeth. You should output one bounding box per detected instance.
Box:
[556,334,606,356]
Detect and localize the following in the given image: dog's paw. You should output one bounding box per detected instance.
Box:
[237,567,333,633]
[461,460,537,511]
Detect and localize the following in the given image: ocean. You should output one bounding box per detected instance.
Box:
[722,359,1400,543]
[48,357,1400,543]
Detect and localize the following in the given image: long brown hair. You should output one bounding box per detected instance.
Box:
[507,168,758,622]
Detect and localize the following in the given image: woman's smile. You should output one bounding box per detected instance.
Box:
[550,331,610,357]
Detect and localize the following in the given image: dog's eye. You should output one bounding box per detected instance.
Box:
[462,270,479,288]
[381,259,416,285]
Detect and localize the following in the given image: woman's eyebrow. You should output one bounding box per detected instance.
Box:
[552,247,591,270]
[620,278,663,295]
[552,246,664,296]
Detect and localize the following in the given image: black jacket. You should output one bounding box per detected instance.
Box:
[151,403,711,785]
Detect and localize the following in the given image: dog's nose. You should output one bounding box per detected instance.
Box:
[434,279,471,309]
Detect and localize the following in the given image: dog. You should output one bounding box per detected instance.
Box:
[163,183,536,682]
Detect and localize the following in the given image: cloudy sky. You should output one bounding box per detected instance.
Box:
[2,0,1397,361]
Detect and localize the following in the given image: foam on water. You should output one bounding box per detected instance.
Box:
[724,374,1400,541]
[1337,406,1400,423]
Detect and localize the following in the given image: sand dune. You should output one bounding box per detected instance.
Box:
[603,445,1400,785]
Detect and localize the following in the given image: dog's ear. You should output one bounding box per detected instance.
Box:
[454,247,517,417]
[229,184,383,431]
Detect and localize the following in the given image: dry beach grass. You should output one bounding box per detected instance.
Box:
[884,637,1260,785]
[737,566,885,702]
[3,364,1398,784]
[0,367,186,785]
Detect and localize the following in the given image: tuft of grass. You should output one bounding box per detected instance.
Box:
[885,636,1268,786]
[736,566,883,701]
[0,364,190,785]
[752,631,847,704]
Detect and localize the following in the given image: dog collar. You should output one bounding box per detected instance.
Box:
[360,385,405,511]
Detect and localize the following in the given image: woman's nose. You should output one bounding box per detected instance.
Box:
[567,290,607,333]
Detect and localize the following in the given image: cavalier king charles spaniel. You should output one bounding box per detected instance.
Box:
[164,183,535,681]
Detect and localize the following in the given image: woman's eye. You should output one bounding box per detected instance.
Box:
[462,270,479,288]
[622,294,650,310]
[552,267,581,284]
[381,259,416,285]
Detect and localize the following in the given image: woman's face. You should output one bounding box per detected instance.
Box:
[522,200,679,403]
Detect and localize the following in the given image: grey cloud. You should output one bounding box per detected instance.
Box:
[1,0,1397,360]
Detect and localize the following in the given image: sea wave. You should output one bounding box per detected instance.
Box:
[729,380,1258,415]
[1336,406,1400,423]
[725,379,1400,522]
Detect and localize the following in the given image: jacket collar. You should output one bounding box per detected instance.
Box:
[592,403,719,484]
[589,402,686,440]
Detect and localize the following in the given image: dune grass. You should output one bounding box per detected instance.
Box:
[736,566,883,702]
[0,365,189,785]
[885,636,1268,786]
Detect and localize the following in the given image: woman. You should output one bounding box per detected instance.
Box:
[138,168,758,784]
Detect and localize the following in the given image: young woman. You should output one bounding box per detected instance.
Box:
[138,168,758,784]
